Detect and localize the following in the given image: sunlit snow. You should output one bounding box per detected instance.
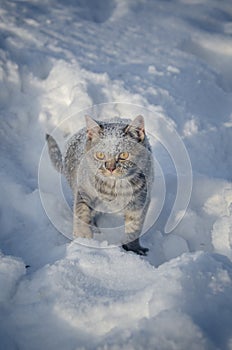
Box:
[0,0,232,349]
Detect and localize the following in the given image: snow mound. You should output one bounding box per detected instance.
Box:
[2,247,232,349]
[0,253,25,302]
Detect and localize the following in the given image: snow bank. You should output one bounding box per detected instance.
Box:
[0,253,25,303]
[3,245,232,349]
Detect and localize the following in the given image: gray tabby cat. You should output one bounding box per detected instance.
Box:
[46,115,154,255]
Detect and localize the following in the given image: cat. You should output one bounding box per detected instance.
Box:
[46,115,154,255]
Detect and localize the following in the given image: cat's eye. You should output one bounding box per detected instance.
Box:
[119,152,129,160]
[95,152,105,160]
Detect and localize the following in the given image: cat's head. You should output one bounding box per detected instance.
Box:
[84,115,148,178]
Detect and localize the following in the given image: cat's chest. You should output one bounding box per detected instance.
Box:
[95,177,132,199]
[93,177,134,211]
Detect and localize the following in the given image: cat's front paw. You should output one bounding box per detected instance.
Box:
[73,229,93,240]
[122,243,149,256]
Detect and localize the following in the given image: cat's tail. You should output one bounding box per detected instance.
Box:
[46,134,63,173]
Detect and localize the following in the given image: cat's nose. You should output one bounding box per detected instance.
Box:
[105,160,116,172]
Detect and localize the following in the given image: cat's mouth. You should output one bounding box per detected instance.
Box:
[97,161,136,178]
[96,163,125,177]
[101,167,124,177]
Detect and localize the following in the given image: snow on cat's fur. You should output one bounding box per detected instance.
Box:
[46,116,154,255]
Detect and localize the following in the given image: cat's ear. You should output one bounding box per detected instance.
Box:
[85,115,102,141]
[124,115,145,142]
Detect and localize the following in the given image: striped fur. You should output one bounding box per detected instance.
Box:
[46,116,154,255]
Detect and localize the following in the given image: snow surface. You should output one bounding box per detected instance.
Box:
[0,0,232,349]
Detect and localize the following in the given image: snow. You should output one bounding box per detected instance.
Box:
[0,0,232,349]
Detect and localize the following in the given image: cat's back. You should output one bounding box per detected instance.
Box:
[63,127,86,189]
